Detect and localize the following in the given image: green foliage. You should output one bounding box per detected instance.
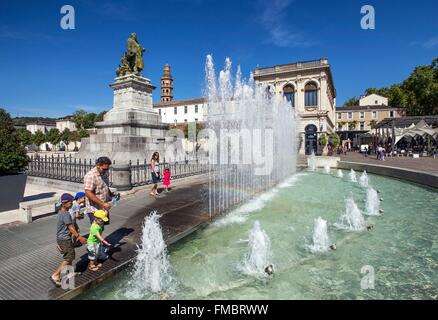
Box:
[79,129,90,138]
[329,133,340,149]
[318,133,327,146]
[344,97,359,106]
[60,128,71,150]
[348,121,357,130]
[73,109,106,130]
[46,128,61,149]
[0,109,28,175]
[16,128,33,146]
[32,130,46,148]
[369,119,377,129]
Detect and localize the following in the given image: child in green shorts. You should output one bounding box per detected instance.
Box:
[87,210,112,271]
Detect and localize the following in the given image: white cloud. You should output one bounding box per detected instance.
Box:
[258,0,317,48]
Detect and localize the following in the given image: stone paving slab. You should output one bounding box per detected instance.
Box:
[0,175,209,300]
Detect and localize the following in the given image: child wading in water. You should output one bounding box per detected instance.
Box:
[163,167,171,193]
[87,210,112,271]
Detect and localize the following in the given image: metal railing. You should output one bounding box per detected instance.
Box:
[130,159,209,187]
[26,155,208,187]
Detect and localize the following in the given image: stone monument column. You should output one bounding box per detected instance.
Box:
[77,33,170,164]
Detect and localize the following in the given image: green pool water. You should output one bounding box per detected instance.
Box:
[81,170,438,300]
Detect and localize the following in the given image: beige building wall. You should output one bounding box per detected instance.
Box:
[359,93,388,106]
[336,108,404,131]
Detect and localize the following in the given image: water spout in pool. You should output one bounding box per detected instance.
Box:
[359,171,369,188]
[308,217,331,253]
[324,165,331,174]
[205,55,297,218]
[308,151,316,171]
[350,169,357,183]
[335,195,366,231]
[127,212,173,298]
[365,187,381,216]
[337,169,344,178]
[239,221,272,278]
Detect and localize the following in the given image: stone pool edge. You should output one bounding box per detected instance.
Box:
[338,161,438,189]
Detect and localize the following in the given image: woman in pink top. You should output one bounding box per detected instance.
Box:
[163,167,171,193]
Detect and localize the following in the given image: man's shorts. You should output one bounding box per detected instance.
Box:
[57,239,75,263]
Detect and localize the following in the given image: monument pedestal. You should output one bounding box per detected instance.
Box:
[77,74,170,164]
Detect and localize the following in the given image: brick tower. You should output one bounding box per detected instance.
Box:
[161,64,173,102]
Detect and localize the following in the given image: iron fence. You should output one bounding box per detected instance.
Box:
[26,155,208,187]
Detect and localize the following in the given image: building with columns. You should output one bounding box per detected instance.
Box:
[253,58,337,155]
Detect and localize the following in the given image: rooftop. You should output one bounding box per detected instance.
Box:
[336,105,402,111]
[375,115,438,129]
[154,97,205,108]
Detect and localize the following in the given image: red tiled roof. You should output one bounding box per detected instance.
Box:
[153,98,206,108]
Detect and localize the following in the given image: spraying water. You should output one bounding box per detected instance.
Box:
[337,170,344,178]
[349,169,357,183]
[359,171,369,188]
[308,151,316,171]
[205,55,297,218]
[335,195,366,231]
[308,217,331,253]
[239,221,272,278]
[127,212,173,298]
[365,187,381,216]
[324,165,331,174]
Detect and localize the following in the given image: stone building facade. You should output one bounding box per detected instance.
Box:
[253,58,337,155]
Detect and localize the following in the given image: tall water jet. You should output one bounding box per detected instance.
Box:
[350,169,357,183]
[308,151,316,171]
[359,171,369,188]
[324,165,331,174]
[365,187,381,216]
[335,195,366,231]
[239,221,272,278]
[308,217,331,253]
[127,212,173,298]
[337,169,344,178]
[205,55,297,218]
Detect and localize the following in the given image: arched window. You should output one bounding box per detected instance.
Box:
[283,84,295,108]
[305,82,318,107]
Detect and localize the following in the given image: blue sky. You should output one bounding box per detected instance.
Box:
[0,0,437,118]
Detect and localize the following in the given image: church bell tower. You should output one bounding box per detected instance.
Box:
[161,64,173,102]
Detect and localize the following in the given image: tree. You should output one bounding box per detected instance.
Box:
[344,97,359,106]
[369,119,377,129]
[72,110,88,130]
[79,128,90,138]
[0,109,28,174]
[319,133,327,146]
[16,128,33,147]
[69,131,81,151]
[348,121,357,130]
[60,128,71,151]
[32,130,46,150]
[46,128,61,151]
[329,133,340,149]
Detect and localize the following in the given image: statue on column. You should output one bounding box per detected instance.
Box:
[116,33,146,77]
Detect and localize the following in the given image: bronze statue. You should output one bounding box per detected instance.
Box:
[116,33,145,77]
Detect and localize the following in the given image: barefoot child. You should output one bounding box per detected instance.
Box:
[87,210,111,271]
[163,167,171,193]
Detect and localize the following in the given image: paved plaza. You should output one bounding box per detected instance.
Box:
[340,152,438,175]
[0,175,209,300]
